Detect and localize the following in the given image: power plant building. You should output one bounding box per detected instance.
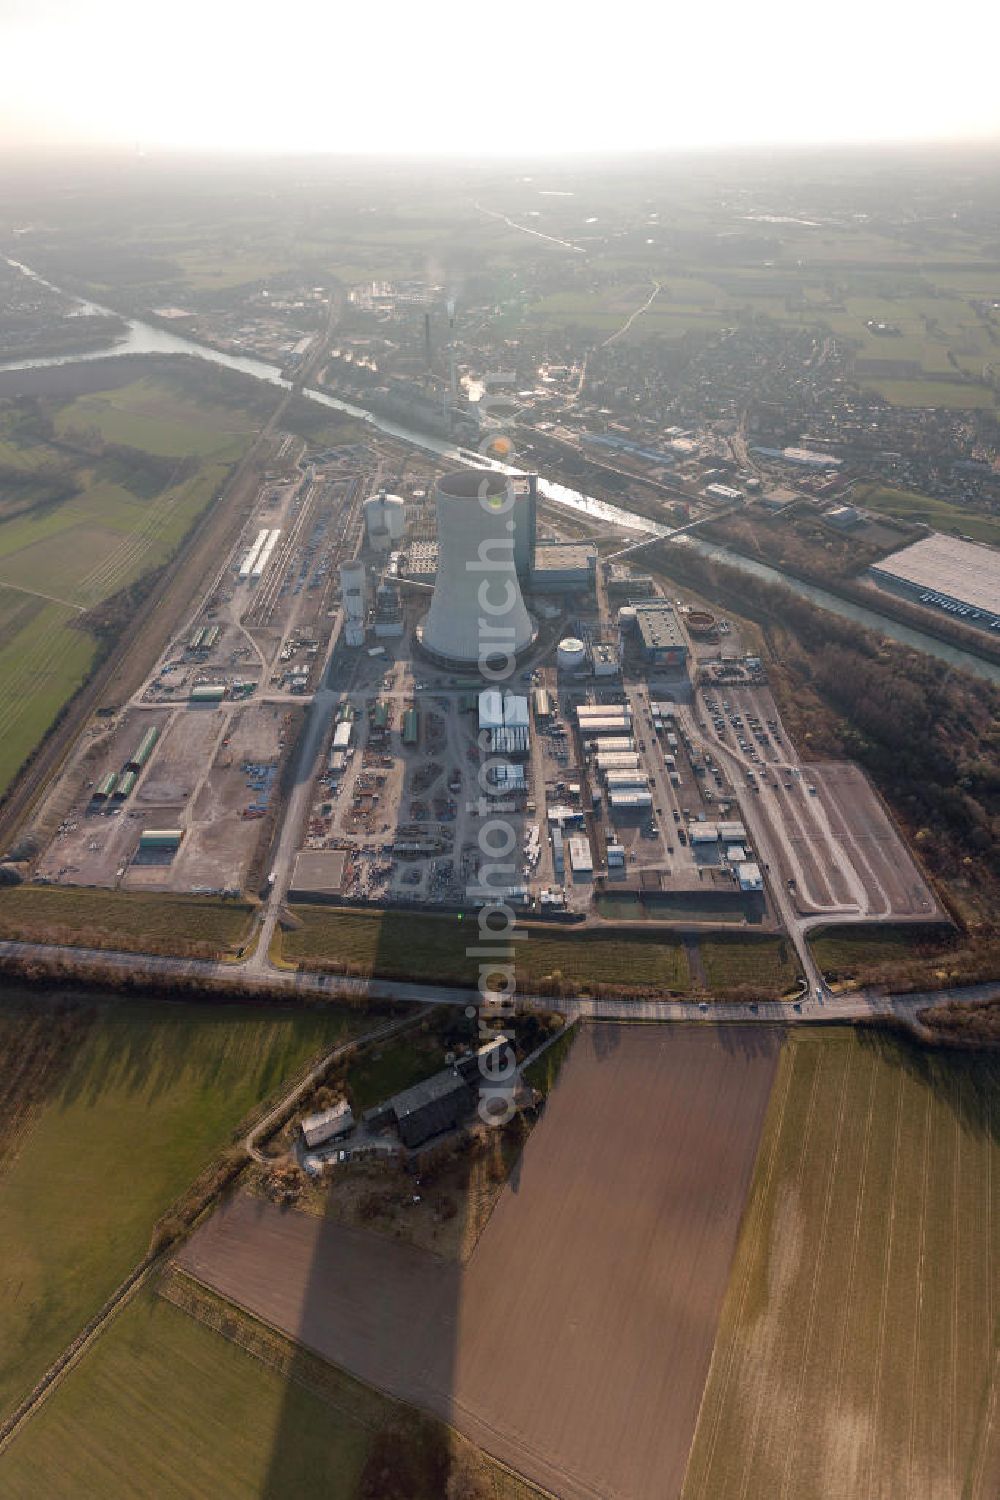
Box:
[632,603,690,668]
[531,541,597,594]
[363,491,406,552]
[340,560,367,645]
[418,471,535,670]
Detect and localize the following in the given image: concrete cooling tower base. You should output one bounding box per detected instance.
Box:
[414,616,539,674]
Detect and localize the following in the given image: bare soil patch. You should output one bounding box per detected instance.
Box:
[178,1023,781,1499]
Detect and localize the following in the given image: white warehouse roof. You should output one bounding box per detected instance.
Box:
[479,689,505,730]
[608,791,653,808]
[567,835,594,872]
[737,862,764,891]
[871,533,1000,617]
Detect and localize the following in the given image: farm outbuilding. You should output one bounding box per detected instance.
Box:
[390,1069,473,1148]
[301,1099,354,1149]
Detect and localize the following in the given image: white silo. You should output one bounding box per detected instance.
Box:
[419,470,534,670]
[557,637,587,673]
[363,492,406,553]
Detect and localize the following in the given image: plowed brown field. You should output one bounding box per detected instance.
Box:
[178,1023,781,1500]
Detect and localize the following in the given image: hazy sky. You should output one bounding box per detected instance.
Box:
[2,0,998,156]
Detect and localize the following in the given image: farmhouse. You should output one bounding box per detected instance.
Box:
[301,1099,355,1149]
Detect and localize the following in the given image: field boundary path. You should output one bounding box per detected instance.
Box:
[0,1005,432,1459]
[0,1252,159,1459]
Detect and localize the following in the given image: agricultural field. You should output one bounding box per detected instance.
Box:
[855,483,1000,547]
[0,1278,542,1500]
[0,589,96,795]
[808,922,958,982]
[697,935,799,995]
[0,886,254,958]
[861,377,996,409]
[177,1023,781,1500]
[282,902,692,994]
[0,988,371,1424]
[0,373,260,795]
[681,1029,1000,1500]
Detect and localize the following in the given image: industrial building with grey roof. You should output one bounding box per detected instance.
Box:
[870,533,1000,629]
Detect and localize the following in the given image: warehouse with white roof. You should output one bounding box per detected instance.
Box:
[870,533,1000,631]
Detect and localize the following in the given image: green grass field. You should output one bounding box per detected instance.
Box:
[808,922,956,981]
[523,1024,578,1095]
[0,594,96,793]
[698,935,799,995]
[52,378,253,460]
[0,375,259,796]
[345,1029,448,1114]
[861,377,996,409]
[0,992,372,1425]
[681,1029,1000,1500]
[855,483,1000,546]
[283,904,692,995]
[0,1277,545,1500]
[0,886,254,957]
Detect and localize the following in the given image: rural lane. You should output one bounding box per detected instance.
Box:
[3,936,998,1026]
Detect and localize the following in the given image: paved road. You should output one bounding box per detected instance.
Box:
[3,936,997,1027]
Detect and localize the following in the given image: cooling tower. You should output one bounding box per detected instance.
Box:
[419,470,535,670]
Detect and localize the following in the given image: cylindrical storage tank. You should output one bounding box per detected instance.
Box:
[686,609,717,638]
[420,471,534,668]
[557,636,587,673]
[340,561,366,621]
[363,493,406,549]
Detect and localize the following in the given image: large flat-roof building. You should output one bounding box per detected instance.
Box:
[632,603,689,668]
[870,534,1000,630]
[531,541,597,594]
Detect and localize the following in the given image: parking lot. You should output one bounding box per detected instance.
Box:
[693,683,939,922]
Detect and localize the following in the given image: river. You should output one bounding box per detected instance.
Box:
[4,257,998,686]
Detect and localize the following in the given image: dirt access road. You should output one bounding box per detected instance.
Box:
[178,1023,781,1500]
